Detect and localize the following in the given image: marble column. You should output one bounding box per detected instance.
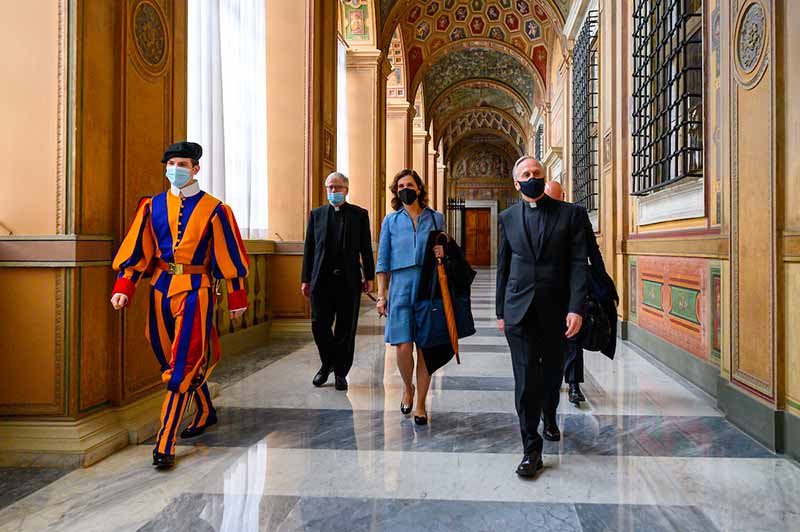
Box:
[428,149,438,208]
[346,48,388,232]
[385,100,414,214]
[412,128,430,185]
[437,162,447,213]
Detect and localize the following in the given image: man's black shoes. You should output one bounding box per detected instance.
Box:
[152,450,175,469]
[312,366,332,387]
[335,376,348,391]
[180,415,218,439]
[569,383,585,405]
[516,453,544,478]
[543,419,561,442]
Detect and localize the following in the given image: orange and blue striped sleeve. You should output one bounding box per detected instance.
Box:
[211,203,250,310]
[111,197,155,302]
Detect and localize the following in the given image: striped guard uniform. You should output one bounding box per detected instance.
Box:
[111,181,249,456]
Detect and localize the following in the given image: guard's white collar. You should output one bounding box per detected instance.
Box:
[170,180,201,198]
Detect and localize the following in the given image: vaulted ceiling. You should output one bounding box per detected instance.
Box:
[361,0,575,173]
[429,79,530,133]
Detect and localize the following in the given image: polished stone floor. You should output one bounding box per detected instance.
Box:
[1,271,799,531]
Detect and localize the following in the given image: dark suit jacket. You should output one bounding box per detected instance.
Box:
[301,203,375,293]
[496,198,589,327]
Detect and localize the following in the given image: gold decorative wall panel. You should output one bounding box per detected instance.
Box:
[730,0,775,400]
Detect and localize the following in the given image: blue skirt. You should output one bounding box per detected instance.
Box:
[384,265,422,345]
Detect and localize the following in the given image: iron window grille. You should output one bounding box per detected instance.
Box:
[631,0,703,196]
[535,123,544,161]
[572,11,599,212]
[446,198,466,246]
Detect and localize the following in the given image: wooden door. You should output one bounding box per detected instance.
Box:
[464,209,491,266]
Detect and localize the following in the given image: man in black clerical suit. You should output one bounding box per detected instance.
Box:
[545,180,619,406]
[301,172,375,391]
[496,156,589,478]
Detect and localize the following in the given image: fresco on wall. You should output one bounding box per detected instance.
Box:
[635,256,717,363]
[345,0,372,42]
[423,46,536,108]
[387,29,405,98]
[451,144,518,208]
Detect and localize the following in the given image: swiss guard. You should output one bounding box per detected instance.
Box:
[110,141,249,469]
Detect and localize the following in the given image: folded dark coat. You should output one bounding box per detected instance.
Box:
[415,231,476,374]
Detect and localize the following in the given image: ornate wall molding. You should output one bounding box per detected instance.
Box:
[729,0,776,399]
[733,0,769,89]
[128,0,170,79]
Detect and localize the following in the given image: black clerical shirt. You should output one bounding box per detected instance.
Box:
[522,194,552,257]
[327,204,346,271]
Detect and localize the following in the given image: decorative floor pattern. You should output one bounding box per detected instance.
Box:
[1,270,798,531]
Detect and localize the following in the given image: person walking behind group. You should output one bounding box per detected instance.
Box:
[545,180,619,405]
[301,172,375,391]
[376,169,446,426]
[496,156,588,478]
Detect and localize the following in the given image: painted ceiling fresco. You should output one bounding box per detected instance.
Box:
[399,0,557,89]
[422,45,536,110]
[381,0,572,36]
[429,80,530,131]
[440,108,526,159]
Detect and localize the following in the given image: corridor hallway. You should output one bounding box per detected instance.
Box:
[1,270,797,531]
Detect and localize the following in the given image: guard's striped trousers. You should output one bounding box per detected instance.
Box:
[147,288,218,455]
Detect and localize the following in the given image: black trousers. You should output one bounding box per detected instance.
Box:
[504,302,565,455]
[564,340,584,384]
[310,273,362,377]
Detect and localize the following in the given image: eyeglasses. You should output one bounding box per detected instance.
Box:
[325,185,347,191]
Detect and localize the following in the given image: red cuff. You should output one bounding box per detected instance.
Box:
[228,289,248,311]
[112,277,136,304]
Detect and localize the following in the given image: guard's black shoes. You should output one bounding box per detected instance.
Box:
[312,366,332,387]
[569,383,585,405]
[334,376,348,391]
[180,415,218,439]
[152,451,175,469]
[543,420,561,442]
[516,453,543,478]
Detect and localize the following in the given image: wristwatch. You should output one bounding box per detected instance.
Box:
[376,297,386,303]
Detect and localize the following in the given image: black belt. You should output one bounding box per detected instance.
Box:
[330,268,345,276]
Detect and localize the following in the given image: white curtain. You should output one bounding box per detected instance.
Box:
[336,39,350,178]
[188,0,269,239]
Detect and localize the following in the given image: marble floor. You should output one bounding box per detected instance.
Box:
[1,270,799,531]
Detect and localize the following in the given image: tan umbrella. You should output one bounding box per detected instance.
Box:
[436,234,460,364]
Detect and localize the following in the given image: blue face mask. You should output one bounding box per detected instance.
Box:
[166,166,192,188]
[328,192,346,206]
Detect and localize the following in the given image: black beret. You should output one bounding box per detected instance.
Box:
[161,141,203,163]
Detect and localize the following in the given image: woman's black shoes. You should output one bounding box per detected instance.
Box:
[414,415,428,426]
[400,386,415,415]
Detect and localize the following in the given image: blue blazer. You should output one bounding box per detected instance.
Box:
[376,207,445,273]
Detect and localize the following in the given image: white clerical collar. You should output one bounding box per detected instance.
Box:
[330,202,346,212]
[526,199,538,209]
[170,180,201,198]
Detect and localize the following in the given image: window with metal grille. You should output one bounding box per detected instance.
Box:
[631,0,703,196]
[535,123,544,161]
[572,12,599,212]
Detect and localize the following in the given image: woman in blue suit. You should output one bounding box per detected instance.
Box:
[376,169,445,426]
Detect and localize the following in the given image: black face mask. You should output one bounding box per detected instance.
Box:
[517,177,545,199]
[398,188,418,206]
